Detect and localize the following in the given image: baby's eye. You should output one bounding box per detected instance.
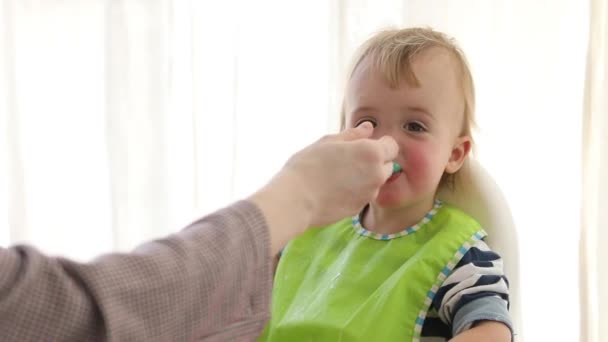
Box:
[403,122,426,133]
[355,118,378,128]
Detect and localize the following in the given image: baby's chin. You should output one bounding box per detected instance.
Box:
[372,194,408,209]
[372,190,435,211]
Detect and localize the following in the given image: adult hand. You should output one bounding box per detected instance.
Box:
[284,121,398,226]
[250,122,398,255]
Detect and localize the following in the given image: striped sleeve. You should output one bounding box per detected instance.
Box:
[431,239,512,336]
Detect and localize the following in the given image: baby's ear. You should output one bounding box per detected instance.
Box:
[445,136,471,174]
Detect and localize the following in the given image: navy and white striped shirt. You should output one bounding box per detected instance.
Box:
[421,239,511,340]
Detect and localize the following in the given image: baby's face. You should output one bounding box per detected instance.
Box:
[344,47,469,209]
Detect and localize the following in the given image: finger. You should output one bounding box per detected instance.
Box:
[377,135,399,162]
[381,161,394,181]
[334,121,374,142]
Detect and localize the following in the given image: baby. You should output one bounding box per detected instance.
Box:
[260,27,512,341]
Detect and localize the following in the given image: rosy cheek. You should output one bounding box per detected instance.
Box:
[401,142,438,185]
[403,147,428,175]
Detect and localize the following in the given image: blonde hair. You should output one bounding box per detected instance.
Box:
[340,27,476,188]
[340,27,475,138]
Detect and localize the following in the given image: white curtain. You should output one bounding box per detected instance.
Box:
[580,0,608,341]
[0,0,593,341]
[0,0,335,258]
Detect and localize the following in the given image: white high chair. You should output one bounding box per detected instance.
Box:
[437,158,523,341]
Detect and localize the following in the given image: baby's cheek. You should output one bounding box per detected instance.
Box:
[404,149,428,177]
[403,144,442,186]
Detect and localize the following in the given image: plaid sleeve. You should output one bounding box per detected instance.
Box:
[0,200,272,341]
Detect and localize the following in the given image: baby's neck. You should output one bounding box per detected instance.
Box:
[361,198,436,235]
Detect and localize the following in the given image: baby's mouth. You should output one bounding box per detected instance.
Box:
[386,170,403,183]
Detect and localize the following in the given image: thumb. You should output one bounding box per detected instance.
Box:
[333,121,374,142]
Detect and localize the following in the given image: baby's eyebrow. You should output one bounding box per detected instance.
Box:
[351,106,378,114]
[403,106,435,120]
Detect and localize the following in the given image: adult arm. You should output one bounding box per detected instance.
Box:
[0,122,397,341]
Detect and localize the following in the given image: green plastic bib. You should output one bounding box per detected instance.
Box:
[259,203,486,342]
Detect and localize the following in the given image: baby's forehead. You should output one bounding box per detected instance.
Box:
[345,49,466,127]
[348,50,463,102]
[351,48,458,89]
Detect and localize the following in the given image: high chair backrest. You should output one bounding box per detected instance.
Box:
[437,158,523,341]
